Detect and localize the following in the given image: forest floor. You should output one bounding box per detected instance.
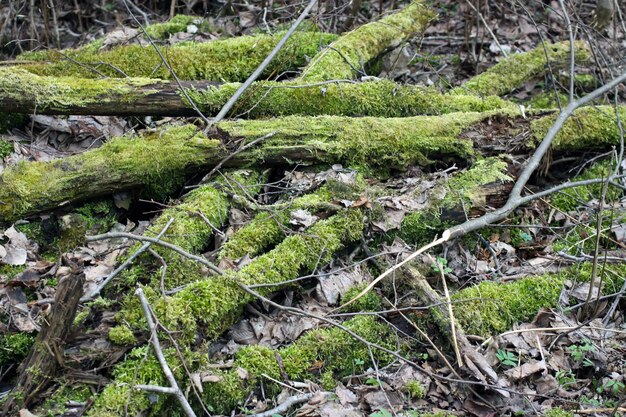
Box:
[1,1,626,416]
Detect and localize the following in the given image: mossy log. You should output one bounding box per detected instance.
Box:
[299,0,434,81]
[2,106,626,222]
[452,41,590,97]
[15,31,337,81]
[0,67,513,116]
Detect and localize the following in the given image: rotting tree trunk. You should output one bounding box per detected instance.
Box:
[299,0,434,81]
[2,265,84,413]
[1,106,624,221]
[0,68,513,116]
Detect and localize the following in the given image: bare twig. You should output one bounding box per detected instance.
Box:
[83,218,175,299]
[86,232,222,275]
[248,392,317,417]
[205,0,318,132]
[135,287,197,417]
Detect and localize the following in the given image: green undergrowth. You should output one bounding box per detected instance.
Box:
[202,315,396,414]
[89,345,206,417]
[300,1,434,81]
[94,315,396,416]
[19,31,337,81]
[0,332,34,367]
[452,41,590,97]
[95,210,365,415]
[452,262,626,336]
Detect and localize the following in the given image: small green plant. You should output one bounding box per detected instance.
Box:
[403,380,425,399]
[496,349,518,367]
[431,257,452,274]
[555,370,576,388]
[601,379,625,395]
[567,338,595,366]
[370,409,393,417]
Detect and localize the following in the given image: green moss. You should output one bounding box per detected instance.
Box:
[184,79,515,118]
[76,200,118,232]
[108,325,137,345]
[544,408,574,417]
[532,106,626,151]
[0,333,34,366]
[453,274,563,336]
[152,210,365,343]
[219,182,355,261]
[300,2,434,81]
[453,41,590,97]
[341,283,383,313]
[527,91,570,110]
[0,67,161,113]
[453,263,625,336]
[202,315,396,414]
[1,112,488,221]
[219,113,482,174]
[0,138,13,158]
[19,32,337,81]
[90,345,205,416]
[403,380,425,400]
[0,124,219,221]
[40,385,92,417]
[144,15,197,39]
[401,157,511,245]
[0,263,27,278]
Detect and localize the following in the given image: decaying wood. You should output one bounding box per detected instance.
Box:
[2,264,85,413]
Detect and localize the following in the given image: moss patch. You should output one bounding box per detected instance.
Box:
[201,315,397,414]
[453,41,590,97]
[19,32,337,81]
[185,79,515,118]
[532,106,626,151]
[300,1,434,81]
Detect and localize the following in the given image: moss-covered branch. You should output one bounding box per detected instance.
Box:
[0,113,483,221]
[99,315,395,416]
[299,1,434,81]
[452,41,590,97]
[0,68,514,116]
[94,209,365,416]
[16,31,337,81]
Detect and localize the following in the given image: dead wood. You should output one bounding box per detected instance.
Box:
[2,263,85,413]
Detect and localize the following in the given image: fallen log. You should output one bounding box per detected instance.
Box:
[299,0,434,81]
[14,31,337,81]
[0,68,513,116]
[2,106,624,222]
[453,41,590,97]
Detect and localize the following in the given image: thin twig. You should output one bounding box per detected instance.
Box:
[84,218,175,299]
[86,232,222,275]
[204,0,318,132]
[136,287,197,417]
